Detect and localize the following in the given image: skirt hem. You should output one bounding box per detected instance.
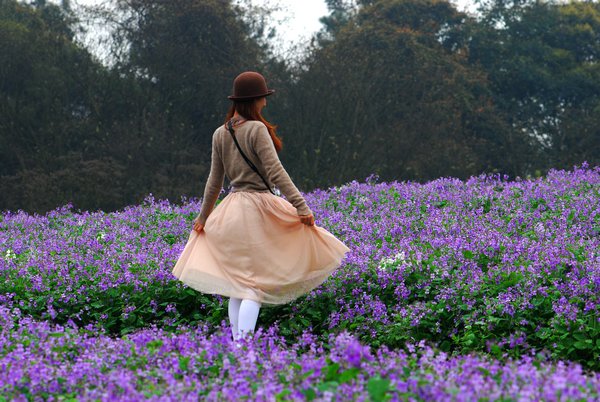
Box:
[172,252,348,307]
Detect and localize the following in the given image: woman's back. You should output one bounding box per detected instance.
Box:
[202,119,312,223]
[214,120,275,193]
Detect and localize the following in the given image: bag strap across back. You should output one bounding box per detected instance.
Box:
[226,119,276,196]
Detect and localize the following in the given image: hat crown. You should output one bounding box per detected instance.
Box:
[228,71,274,100]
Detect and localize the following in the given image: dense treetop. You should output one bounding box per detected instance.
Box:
[1,0,599,213]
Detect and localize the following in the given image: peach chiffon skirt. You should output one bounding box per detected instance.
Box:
[171,191,350,306]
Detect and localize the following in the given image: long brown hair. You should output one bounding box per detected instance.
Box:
[224,98,282,152]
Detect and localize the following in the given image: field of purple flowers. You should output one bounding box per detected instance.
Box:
[1,162,599,400]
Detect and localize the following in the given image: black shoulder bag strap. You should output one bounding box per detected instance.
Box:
[226,119,276,196]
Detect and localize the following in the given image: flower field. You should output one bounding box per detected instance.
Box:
[1,162,599,400]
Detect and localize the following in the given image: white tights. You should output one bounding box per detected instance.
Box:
[228,297,261,341]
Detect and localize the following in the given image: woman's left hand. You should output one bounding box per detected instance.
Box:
[299,213,315,226]
[193,217,204,233]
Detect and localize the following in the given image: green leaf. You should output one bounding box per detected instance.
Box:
[367,376,391,402]
[434,200,448,208]
[324,363,340,381]
[500,272,522,289]
[300,387,317,401]
[277,373,287,383]
[574,341,590,350]
[178,356,190,372]
[275,389,291,401]
[339,367,360,383]
[483,198,492,213]
[316,381,338,392]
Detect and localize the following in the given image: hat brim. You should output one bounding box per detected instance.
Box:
[228,89,275,100]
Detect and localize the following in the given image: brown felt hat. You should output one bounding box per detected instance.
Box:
[228,71,275,100]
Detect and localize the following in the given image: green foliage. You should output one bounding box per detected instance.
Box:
[0,1,133,213]
[0,273,225,336]
[0,0,269,215]
[114,0,265,123]
[277,0,512,190]
[2,0,599,214]
[464,0,600,173]
[294,357,396,400]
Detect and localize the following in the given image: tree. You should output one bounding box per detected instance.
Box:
[95,0,273,202]
[278,0,514,189]
[465,0,600,171]
[0,0,127,213]
[0,0,282,214]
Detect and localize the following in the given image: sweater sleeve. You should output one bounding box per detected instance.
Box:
[252,125,313,216]
[196,131,224,225]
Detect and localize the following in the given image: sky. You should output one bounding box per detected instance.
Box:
[69,0,477,62]
[253,0,476,54]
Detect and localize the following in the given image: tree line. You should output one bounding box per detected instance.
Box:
[1,0,599,214]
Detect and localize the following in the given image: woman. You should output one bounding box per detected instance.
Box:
[172,71,350,343]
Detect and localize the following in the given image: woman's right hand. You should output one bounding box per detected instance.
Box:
[299,214,315,226]
[193,217,205,233]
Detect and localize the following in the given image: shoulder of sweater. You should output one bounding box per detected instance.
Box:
[214,125,226,136]
[244,120,268,133]
[245,121,270,142]
[216,121,267,142]
[233,121,269,147]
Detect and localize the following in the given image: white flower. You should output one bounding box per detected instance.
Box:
[394,251,407,263]
[378,251,407,271]
[534,222,546,235]
[96,231,107,240]
[4,249,17,261]
[378,257,393,270]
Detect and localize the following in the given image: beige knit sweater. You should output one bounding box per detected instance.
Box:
[195,120,312,225]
